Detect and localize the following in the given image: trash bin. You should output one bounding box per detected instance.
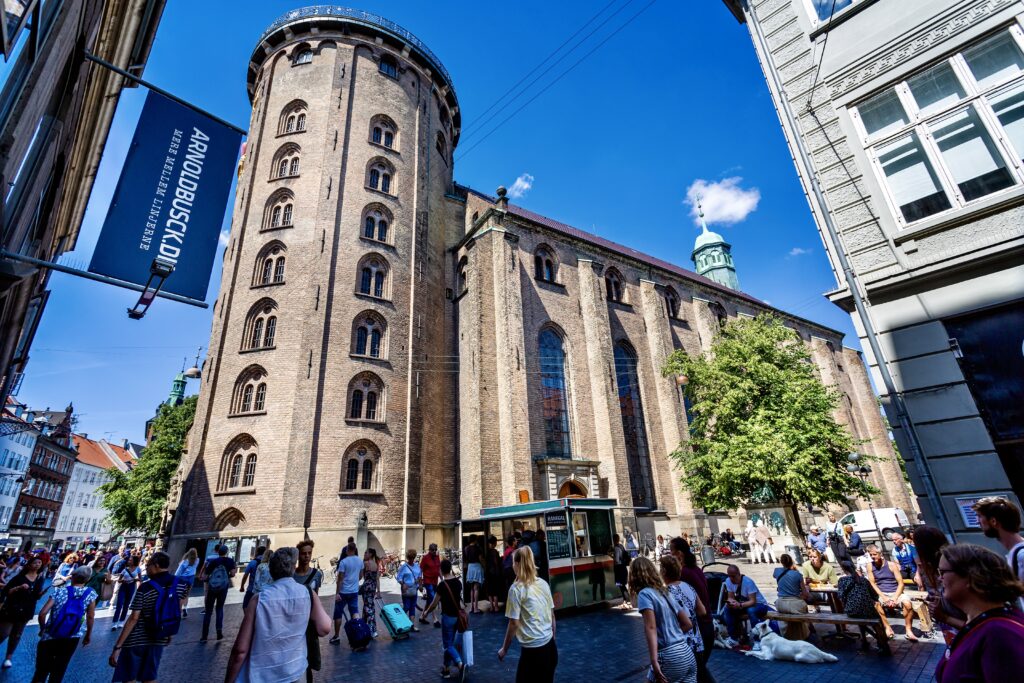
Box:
[785,545,803,564]
[701,545,716,566]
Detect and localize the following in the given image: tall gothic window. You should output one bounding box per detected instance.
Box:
[614,342,655,509]
[538,329,572,458]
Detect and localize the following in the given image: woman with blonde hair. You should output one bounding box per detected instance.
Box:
[174,548,200,617]
[629,556,696,683]
[498,546,557,682]
[934,543,1024,682]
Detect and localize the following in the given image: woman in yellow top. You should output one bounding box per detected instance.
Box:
[801,548,839,613]
[497,546,557,683]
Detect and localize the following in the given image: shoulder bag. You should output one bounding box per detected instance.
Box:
[442,579,468,633]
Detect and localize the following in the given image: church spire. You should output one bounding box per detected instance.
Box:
[167,360,187,406]
[691,197,740,291]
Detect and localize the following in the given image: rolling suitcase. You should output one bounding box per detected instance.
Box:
[378,598,413,640]
[344,617,373,651]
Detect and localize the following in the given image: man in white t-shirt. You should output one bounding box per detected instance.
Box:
[973,496,1024,609]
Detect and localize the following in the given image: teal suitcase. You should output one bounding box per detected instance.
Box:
[378,599,413,639]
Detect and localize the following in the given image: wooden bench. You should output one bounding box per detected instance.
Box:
[766,611,892,656]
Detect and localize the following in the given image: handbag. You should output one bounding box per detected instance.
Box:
[442,579,469,633]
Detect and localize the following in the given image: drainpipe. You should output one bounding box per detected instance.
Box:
[740,1,952,537]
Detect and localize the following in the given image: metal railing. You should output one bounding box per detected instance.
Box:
[258,6,455,94]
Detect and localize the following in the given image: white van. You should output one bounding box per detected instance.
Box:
[838,508,911,542]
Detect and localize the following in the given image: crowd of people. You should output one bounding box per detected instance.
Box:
[0,496,1020,682]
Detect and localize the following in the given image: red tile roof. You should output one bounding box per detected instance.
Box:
[72,434,136,471]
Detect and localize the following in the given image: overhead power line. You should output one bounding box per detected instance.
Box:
[456,0,659,162]
[459,0,635,142]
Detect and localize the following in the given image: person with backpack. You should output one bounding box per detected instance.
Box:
[0,554,45,669]
[111,555,142,630]
[109,551,189,683]
[33,566,97,682]
[199,544,237,642]
[225,548,332,683]
[239,546,266,610]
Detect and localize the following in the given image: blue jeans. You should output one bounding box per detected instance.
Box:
[441,615,463,667]
[402,594,418,619]
[722,602,769,639]
[113,583,136,623]
[423,583,437,617]
[202,589,228,638]
[333,592,359,621]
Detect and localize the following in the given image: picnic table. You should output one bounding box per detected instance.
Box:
[767,610,892,655]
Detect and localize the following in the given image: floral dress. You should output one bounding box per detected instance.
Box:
[667,581,704,653]
[361,563,379,633]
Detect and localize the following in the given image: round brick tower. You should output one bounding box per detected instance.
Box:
[169,7,461,557]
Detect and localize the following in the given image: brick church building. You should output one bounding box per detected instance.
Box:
[165,7,911,559]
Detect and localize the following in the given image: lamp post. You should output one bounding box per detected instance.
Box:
[848,452,885,554]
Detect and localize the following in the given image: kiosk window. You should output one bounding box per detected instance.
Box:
[572,513,590,556]
[586,510,613,556]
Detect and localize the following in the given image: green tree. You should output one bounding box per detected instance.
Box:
[661,315,874,528]
[100,396,196,535]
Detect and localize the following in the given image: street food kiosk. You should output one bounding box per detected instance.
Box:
[460,498,637,610]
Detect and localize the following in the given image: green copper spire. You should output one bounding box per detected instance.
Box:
[691,199,740,291]
[167,366,187,406]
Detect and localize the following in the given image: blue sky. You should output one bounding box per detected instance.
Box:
[17,0,858,444]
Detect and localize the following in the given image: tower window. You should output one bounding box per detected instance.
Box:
[379,55,398,79]
[605,268,625,303]
[295,49,313,65]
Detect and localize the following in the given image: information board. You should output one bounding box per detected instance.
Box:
[546,528,572,560]
[545,510,568,527]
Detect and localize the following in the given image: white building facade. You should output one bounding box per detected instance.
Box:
[0,401,38,533]
[54,435,133,548]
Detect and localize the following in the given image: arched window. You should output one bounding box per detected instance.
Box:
[278,100,308,135]
[366,158,395,195]
[345,459,359,490]
[534,246,557,283]
[295,48,313,65]
[361,460,373,490]
[605,268,625,303]
[347,373,385,422]
[369,114,397,149]
[341,441,381,492]
[243,300,278,350]
[272,144,300,179]
[231,366,268,415]
[709,302,728,329]
[229,455,243,488]
[360,204,393,245]
[614,342,655,509]
[435,131,447,159]
[351,311,387,358]
[264,190,294,230]
[379,55,398,78]
[664,287,680,319]
[457,257,468,295]
[356,255,389,299]
[253,242,286,286]
[538,328,572,458]
[243,454,257,487]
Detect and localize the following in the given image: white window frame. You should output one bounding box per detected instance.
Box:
[849,25,1024,228]
[803,0,866,28]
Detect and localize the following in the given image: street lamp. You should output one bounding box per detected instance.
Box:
[847,452,885,552]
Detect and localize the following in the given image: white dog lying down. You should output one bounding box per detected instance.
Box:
[744,621,839,664]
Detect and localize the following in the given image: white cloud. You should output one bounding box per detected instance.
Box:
[685,177,760,226]
[507,173,534,199]
[788,247,812,257]
[219,231,230,247]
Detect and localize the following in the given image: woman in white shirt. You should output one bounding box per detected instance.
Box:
[175,548,199,617]
[498,546,557,683]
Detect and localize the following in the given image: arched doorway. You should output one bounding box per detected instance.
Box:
[558,479,587,498]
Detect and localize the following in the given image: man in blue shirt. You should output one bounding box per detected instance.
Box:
[806,526,828,555]
[721,564,769,645]
[891,533,918,581]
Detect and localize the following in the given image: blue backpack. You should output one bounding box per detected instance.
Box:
[149,577,183,639]
[48,587,88,639]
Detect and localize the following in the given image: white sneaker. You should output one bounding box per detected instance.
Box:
[724,637,739,649]
[2,659,11,669]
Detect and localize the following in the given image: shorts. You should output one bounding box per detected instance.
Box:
[333,592,359,620]
[879,591,911,609]
[112,644,164,682]
[466,562,484,584]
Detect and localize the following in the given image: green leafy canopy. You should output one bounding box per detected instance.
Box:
[99,396,196,535]
[661,314,875,512]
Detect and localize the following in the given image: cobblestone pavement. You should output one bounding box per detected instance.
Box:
[0,564,945,683]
